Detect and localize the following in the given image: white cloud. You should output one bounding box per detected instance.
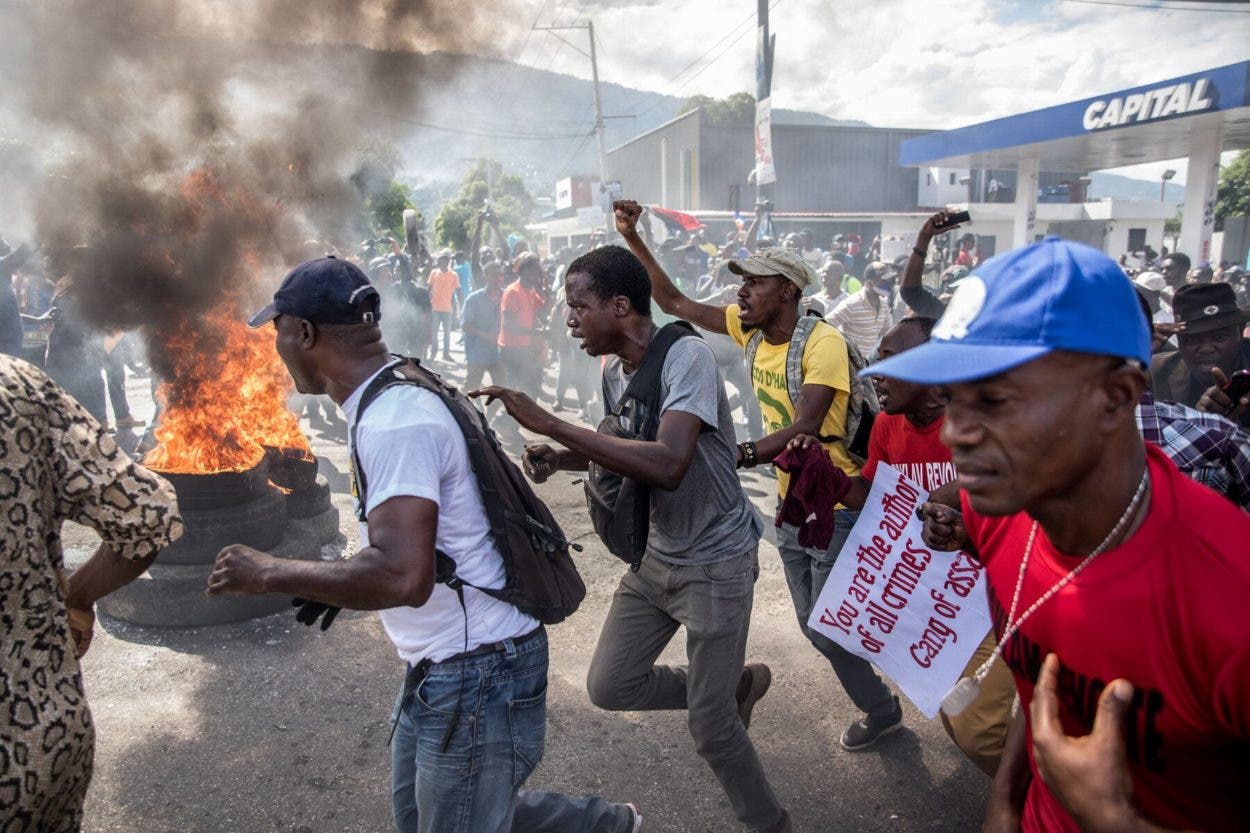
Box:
[513,0,1250,181]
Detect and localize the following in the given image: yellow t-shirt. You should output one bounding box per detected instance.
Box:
[725,305,861,497]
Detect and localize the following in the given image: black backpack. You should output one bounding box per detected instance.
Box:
[350,357,586,625]
[584,322,700,572]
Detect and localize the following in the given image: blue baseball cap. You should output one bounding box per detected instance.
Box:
[864,236,1150,385]
[248,256,381,328]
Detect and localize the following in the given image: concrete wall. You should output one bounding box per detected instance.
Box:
[918,167,971,207]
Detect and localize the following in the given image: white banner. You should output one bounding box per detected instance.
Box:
[807,464,992,718]
[754,96,776,186]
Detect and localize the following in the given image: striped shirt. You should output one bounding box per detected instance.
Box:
[826,288,896,356]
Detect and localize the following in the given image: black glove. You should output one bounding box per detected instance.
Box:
[291,597,341,631]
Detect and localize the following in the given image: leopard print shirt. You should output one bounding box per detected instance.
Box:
[0,355,183,832]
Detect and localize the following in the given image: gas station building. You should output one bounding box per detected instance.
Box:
[900,61,1250,266]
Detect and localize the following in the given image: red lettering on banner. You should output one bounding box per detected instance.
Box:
[910,616,957,668]
[818,599,859,636]
[942,550,982,599]
[857,623,884,653]
[866,600,898,634]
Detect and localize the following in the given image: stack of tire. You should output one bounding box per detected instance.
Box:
[267,447,339,548]
[99,455,329,627]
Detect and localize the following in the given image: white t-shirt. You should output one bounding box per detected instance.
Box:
[342,365,537,664]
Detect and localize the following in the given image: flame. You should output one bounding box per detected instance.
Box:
[143,305,311,474]
[135,167,312,475]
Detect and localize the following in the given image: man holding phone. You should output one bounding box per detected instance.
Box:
[899,210,969,319]
[1150,283,1250,428]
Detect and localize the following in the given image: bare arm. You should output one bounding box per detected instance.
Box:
[751,383,836,465]
[982,710,1031,833]
[743,206,765,253]
[488,219,507,252]
[472,385,705,492]
[68,546,157,610]
[613,200,728,335]
[470,216,485,281]
[929,478,961,508]
[901,211,959,318]
[208,495,437,610]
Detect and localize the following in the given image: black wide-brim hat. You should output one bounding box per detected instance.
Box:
[1172,283,1250,334]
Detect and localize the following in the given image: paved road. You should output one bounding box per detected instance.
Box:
[69,351,990,833]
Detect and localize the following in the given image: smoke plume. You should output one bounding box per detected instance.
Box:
[0,0,520,379]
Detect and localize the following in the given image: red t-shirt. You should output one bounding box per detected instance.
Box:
[962,445,1250,833]
[860,412,955,491]
[498,281,544,348]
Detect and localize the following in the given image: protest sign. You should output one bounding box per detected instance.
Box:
[807,464,992,718]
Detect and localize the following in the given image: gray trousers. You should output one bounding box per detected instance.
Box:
[776,508,896,720]
[585,547,787,833]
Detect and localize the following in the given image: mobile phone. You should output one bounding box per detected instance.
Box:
[934,210,971,231]
[1222,369,1250,401]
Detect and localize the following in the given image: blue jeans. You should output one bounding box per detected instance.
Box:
[775,508,897,720]
[391,628,634,833]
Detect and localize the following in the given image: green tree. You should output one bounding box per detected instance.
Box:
[1216,151,1250,232]
[349,139,412,239]
[676,92,756,126]
[368,181,415,239]
[434,159,535,251]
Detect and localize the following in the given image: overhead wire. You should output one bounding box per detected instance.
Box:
[622,0,784,124]
[1060,0,1250,11]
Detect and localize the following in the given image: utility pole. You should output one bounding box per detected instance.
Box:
[587,20,608,188]
[533,20,621,189]
[755,0,777,239]
[535,19,634,236]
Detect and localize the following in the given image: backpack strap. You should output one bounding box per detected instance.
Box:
[784,313,821,412]
[607,321,699,570]
[616,320,699,422]
[744,328,765,382]
[785,311,847,445]
[349,358,410,522]
[350,354,579,600]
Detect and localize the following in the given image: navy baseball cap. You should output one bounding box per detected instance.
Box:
[864,236,1150,385]
[248,256,381,328]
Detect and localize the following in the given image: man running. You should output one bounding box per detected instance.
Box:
[613,199,903,751]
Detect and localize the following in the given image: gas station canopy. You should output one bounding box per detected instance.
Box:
[897,62,1250,263]
[899,61,1250,171]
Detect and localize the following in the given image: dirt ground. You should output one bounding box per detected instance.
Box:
[66,352,990,833]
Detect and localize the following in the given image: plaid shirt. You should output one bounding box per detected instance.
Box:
[1137,390,1250,510]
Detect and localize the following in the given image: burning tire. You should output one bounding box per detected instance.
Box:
[158,487,288,565]
[285,473,332,519]
[159,458,273,511]
[98,523,324,627]
[265,446,319,492]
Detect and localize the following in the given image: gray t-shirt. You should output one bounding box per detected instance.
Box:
[602,335,762,565]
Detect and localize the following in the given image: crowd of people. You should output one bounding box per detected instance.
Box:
[3,188,1249,833]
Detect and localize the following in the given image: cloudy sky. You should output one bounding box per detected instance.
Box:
[504,0,1250,182]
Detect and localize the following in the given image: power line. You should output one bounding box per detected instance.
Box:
[616,5,760,117]
[558,129,597,175]
[361,106,589,141]
[1061,0,1250,11]
[630,1,783,124]
[624,0,784,124]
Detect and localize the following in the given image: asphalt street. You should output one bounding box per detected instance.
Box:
[66,347,990,833]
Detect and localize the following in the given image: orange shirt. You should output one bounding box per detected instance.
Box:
[428,269,460,313]
[498,281,544,348]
